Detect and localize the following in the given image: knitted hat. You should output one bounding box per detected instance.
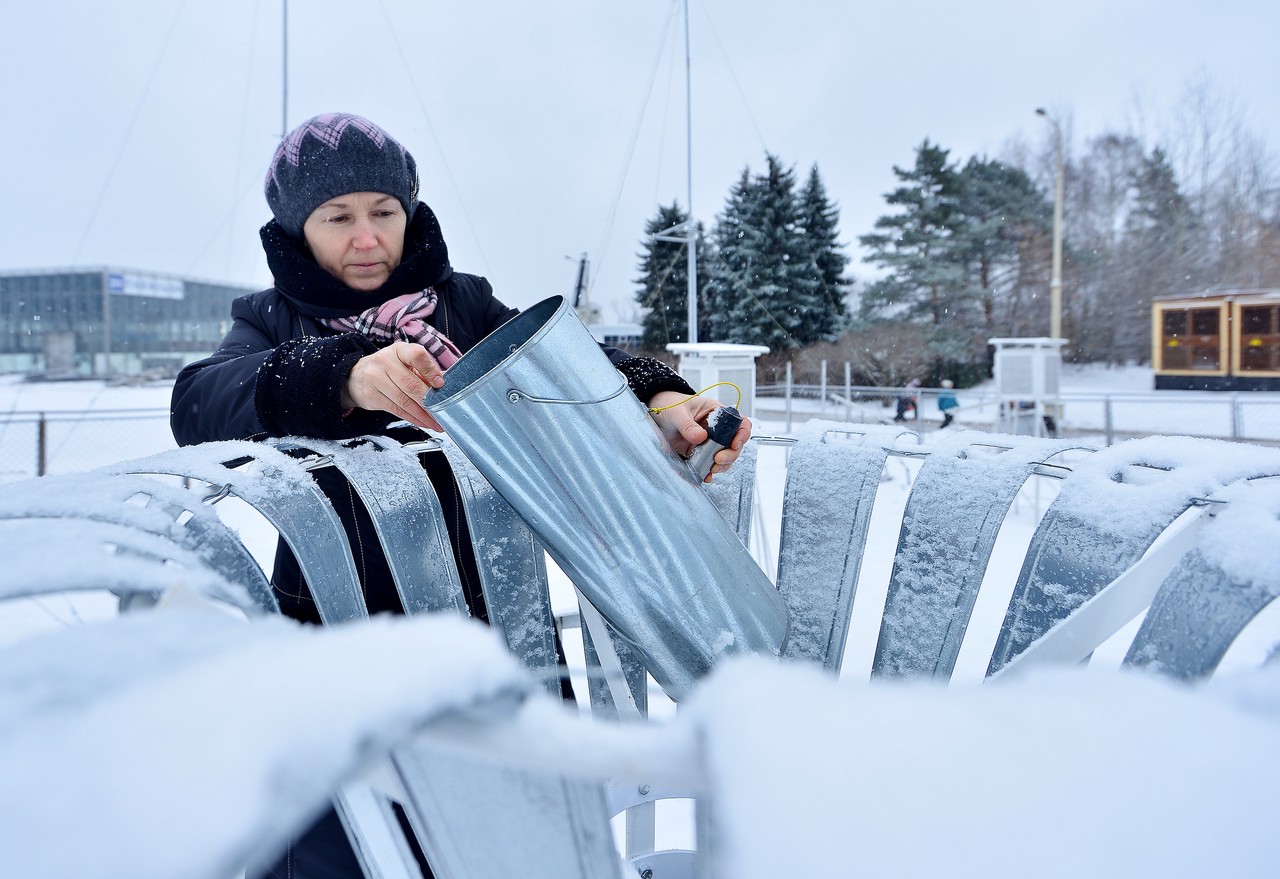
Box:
[264,113,419,239]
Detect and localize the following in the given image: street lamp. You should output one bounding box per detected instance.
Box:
[1036,108,1064,340]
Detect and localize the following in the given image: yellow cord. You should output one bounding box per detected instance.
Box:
[648,381,743,415]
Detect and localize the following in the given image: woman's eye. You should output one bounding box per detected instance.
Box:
[326,215,349,224]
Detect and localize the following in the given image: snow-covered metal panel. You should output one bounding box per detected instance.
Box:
[776,425,904,671]
[268,437,467,617]
[107,441,367,624]
[393,744,619,879]
[873,432,1088,680]
[441,442,561,696]
[0,470,273,613]
[0,517,251,610]
[988,436,1280,675]
[703,438,758,547]
[1124,479,1280,679]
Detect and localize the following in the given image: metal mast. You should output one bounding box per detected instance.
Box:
[281,0,289,138]
[647,0,700,343]
[683,0,697,343]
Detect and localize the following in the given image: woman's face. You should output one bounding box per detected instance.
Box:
[302,192,407,291]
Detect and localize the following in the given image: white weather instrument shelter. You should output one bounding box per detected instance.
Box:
[666,342,770,418]
[990,337,1067,437]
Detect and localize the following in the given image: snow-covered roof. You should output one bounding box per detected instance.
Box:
[1152,288,1280,304]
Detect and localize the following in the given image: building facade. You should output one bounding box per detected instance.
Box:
[0,267,258,377]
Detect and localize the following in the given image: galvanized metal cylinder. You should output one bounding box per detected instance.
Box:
[426,295,789,698]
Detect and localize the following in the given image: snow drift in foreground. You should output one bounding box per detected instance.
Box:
[1,602,1278,879]
[0,603,531,879]
[689,657,1280,878]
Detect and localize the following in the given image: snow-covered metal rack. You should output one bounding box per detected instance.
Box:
[2,425,1279,878]
[763,423,1280,683]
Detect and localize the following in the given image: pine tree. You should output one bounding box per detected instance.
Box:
[954,156,1053,337]
[858,140,969,341]
[796,164,851,337]
[634,203,706,347]
[709,154,824,349]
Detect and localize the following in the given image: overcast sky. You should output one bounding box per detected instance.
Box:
[3,0,1278,324]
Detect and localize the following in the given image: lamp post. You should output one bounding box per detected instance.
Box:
[1036,108,1064,340]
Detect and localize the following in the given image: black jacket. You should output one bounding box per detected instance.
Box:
[170,270,518,445]
[182,202,697,879]
[171,203,691,623]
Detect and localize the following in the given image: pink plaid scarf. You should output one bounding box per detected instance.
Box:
[322,289,462,369]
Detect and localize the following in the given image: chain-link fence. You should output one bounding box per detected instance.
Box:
[0,410,176,483]
[756,384,1280,446]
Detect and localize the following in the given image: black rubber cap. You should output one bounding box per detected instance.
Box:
[705,406,743,446]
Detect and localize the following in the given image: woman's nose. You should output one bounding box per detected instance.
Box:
[351,219,378,249]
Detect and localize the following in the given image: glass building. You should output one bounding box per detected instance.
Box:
[0,267,258,377]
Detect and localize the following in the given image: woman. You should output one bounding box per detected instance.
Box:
[170,112,750,879]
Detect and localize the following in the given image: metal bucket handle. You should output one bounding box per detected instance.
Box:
[505,378,629,407]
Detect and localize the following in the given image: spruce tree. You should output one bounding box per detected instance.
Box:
[709,154,823,349]
[704,170,751,344]
[634,203,706,347]
[797,164,851,337]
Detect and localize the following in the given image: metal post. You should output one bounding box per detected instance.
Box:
[1037,108,1064,340]
[100,272,111,379]
[1050,140,1064,340]
[1103,395,1114,447]
[820,359,828,417]
[683,0,697,344]
[37,412,47,477]
[1231,393,1242,441]
[785,361,793,434]
[844,361,852,422]
[281,0,289,137]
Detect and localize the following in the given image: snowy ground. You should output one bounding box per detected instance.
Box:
[2,368,1280,877]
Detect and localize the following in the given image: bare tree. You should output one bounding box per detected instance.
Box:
[1163,75,1280,290]
[798,323,935,387]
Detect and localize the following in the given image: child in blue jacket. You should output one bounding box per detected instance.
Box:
[938,379,959,428]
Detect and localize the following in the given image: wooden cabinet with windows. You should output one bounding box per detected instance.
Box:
[1153,290,1280,390]
[1237,302,1280,376]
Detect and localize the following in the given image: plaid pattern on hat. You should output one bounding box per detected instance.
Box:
[265,113,419,238]
[322,288,462,369]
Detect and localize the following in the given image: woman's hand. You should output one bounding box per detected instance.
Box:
[648,391,752,484]
[342,341,446,432]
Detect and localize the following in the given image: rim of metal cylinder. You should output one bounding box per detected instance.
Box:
[425,296,567,412]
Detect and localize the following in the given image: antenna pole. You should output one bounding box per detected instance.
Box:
[683,0,697,343]
[281,0,289,138]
